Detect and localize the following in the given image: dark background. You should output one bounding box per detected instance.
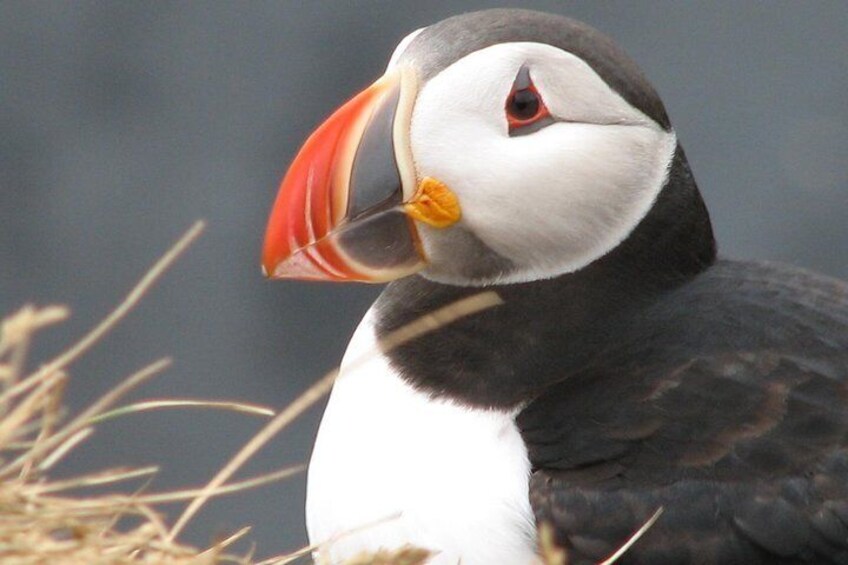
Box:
[1,1,846,558]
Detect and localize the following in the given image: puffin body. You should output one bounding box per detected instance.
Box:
[262,9,848,564]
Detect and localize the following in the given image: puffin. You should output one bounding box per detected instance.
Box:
[261,9,848,565]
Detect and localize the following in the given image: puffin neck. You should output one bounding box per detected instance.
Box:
[374,145,716,409]
[596,144,716,287]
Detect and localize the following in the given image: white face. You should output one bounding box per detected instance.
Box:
[406,42,677,286]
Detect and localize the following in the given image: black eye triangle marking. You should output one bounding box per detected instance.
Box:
[513,65,533,91]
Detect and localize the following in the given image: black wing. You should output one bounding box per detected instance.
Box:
[519,262,848,564]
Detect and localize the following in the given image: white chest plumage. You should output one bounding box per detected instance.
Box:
[305,310,538,564]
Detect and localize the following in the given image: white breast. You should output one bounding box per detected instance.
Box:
[305,310,538,564]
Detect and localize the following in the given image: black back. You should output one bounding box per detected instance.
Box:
[522,260,848,564]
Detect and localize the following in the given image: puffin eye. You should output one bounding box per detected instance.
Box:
[506,66,552,136]
[507,89,541,121]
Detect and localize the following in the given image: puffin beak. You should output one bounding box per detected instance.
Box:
[262,67,460,283]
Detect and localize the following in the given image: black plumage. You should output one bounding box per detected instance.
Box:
[522,262,848,563]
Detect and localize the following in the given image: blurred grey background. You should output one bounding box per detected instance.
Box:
[1,0,846,558]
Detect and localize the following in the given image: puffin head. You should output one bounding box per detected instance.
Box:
[262,9,689,287]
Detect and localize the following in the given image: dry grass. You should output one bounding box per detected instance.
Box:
[0,222,281,563]
[0,304,253,564]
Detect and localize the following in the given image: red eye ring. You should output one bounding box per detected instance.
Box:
[505,72,550,133]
